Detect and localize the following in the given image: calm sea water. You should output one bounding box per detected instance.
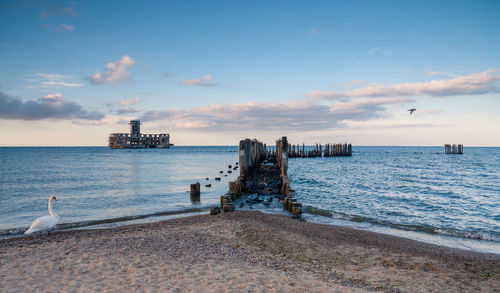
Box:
[0,147,239,233]
[288,147,500,250]
[1,146,499,253]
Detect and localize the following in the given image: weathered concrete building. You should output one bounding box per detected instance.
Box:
[109,120,173,149]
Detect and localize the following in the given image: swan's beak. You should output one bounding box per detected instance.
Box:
[53,197,57,201]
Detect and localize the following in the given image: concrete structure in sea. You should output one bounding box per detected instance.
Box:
[108,120,173,149]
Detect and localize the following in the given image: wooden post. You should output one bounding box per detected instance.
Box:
[190,182,200,196]
[444,144,451,154]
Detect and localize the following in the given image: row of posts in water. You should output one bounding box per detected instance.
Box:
[269,143,353,158]
[444,144,463,154]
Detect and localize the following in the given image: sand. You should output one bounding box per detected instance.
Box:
[1,211,498,292]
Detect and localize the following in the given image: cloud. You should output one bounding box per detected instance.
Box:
[348,80,367,85]
[310,28,319,35]
[117,107,141,114]
[425,71,455,78]
[40,5,79,18]
[28,73,84,88]
[89,55,136,85]
[36,73,66,80]
[44,24,76,31]
[181,74,217,87]
[366,48,391,54]
[347,69,500,97]
[0,91,104,121]
[120,97,141,106]
[307,90,343,100]
[140,97,409,132]
[420,109,442,114]
[309,69,500,100]
[106,97,142,114]
[118,97,142,114]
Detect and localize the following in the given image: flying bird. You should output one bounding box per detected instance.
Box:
[25,195,59,235]
[408,108,416,115]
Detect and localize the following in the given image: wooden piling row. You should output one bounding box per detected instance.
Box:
[288,143,352,158]
[219,139,268,213]
[276,136,302,218]
[215,136,302,218]
[444,144,463,154]
[239,138,267,177]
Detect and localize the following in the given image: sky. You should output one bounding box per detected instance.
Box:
[0,0,499,146]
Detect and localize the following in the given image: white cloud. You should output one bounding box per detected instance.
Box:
[425,71,455,77]
[181,74,216,87]
[366,48,391,54]
[310,28,319,35]
[140,97,409,132]
[44,24,76,31]
[55,24,76,31]
[36,73,66,80]
[89,55,136,85]
[307,90,343,100]
[40,81,83,87]
[107,97,142,114]
[348,80,367,85]
[40,5,79,18]
[120,97,141,106]
[347,69,500,97]
[309,69,500,100]
[30,73,84,88]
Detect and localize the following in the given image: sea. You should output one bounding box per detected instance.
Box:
[0,146,499,254]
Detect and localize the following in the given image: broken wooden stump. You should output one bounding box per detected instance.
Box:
[190,182,200,196]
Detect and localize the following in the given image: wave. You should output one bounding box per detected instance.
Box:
[303,205,500,242]
[0,207,209,237]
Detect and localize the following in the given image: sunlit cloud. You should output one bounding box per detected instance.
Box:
[107,97,142,114]
[120,97,141,106]
[425,71,455,78]
[140,97,409,132]
[310,28,319,35]
[89,55,136,85]
[40,4,79,18]
[348,80,367,85]
[181,74,217,87]
[44,24,76,31]
[28,73,84,88]
[366,48,391,54]
[0,91,104,121]
[347,69,500,97]
[309,69,500,100]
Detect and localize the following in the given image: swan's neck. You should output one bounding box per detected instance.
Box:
[48,199,58,218]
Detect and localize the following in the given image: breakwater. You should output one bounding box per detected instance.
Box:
[219,137,302,218]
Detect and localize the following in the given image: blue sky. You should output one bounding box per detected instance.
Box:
[1,0,499,146]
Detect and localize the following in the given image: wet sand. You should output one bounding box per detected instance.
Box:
[1,211,498,292]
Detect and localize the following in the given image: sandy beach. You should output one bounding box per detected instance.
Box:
[1,211,498,292]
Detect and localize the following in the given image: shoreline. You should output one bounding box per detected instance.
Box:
[1,211,498,292]
[3,206,499,256]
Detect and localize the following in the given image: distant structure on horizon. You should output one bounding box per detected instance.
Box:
[109,120,173,149]
[444,144,463,154]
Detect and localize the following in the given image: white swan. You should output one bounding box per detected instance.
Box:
[25,195,59,235]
